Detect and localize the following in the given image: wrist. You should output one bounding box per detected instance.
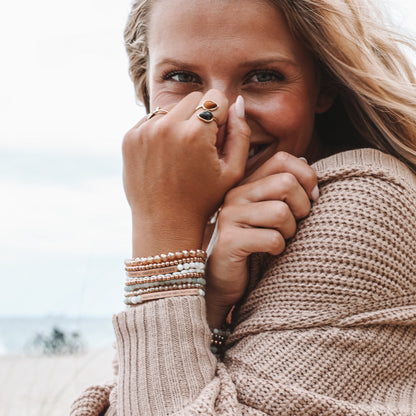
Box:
[131,215,206,257]
[205,296,232,328]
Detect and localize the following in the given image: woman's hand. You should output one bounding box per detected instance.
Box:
[122,91,250,257]
[205,153,319,327]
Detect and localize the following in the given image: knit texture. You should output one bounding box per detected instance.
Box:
[70,384,115,416]
[71,148,416,415]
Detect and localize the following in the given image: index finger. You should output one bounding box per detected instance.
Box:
[240,151,319,201]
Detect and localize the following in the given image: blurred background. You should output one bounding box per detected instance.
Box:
[0,0,415,414]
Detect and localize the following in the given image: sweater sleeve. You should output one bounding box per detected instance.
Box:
[110,296,239,415]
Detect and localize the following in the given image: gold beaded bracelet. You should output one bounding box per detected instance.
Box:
[125,249,207,268]
[126,259,205,277]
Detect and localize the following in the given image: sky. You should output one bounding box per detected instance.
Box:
[1,0,415,317]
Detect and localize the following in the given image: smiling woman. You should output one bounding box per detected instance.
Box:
[71,0,416,415]
[147,0,333,175]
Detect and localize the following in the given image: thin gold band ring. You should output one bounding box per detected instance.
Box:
[146,107,169,120]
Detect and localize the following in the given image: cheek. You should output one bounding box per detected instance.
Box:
[249,94,316,141]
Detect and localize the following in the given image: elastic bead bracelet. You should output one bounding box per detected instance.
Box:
[123,249,207,307]
[125,277,207,292]
[126,267,205,284]
[125,282,206,299]
[125,276,207,292]
[125,273,205,288]
[125,287,206,305]
[125,249,207,267]
[210,327,231,356]
[125,272,205,287]
[125,256,206,272]
[126,261,205,278]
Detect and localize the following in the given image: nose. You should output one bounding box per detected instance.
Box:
[207,81,239,109]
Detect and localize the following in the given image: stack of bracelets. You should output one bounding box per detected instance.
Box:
[124,249,207,305]
[124,249,230,356]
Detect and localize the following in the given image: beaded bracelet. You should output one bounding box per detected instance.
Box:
[125,276,206,292]
[125,249,207,267]
[125,282,206,299]
[124,249,207,306]
[125,287,206,305]
[210,327,231,356]
[126,261,205,277]
[126,273,205,288]
[125,256,206,272]
[126,266,205,283]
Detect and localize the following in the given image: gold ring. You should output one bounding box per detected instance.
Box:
[195,100,219,112]
[197,110,218,123]
[146,107,169,120]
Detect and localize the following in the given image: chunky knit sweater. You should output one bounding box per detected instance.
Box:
[71,148,416,415]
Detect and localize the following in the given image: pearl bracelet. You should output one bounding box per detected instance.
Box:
[125,249,207,267]
[125,287,206,305]
[125,256,206,272]
[126,261,205,278]
[125,282,206,298]
[123,249,207,306]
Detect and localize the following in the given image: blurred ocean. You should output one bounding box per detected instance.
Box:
[0,316,114,355]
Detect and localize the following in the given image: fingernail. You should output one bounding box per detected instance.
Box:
[299,157,308,163]
[311,185,320,202]
[235,95,245,119]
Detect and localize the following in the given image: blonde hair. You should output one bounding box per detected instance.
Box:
[124,0,416,173]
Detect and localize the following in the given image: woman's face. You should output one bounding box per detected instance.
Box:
[147,0,332,171]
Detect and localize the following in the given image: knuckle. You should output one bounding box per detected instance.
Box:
[122,127,141,154]
[274,202,291,224]
[216,227,237,249]
[269,231,285,255]
[206,88,228,105]
[278,172,298,190]
[217,205,233,222]
[152,118,171,138]
[224,186,240,204]
[272,151,291,167]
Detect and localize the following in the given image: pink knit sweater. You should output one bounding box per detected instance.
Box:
[71,148,416,415]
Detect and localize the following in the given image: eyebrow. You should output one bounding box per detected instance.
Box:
[239,57,299,68]
[155,56,299,69]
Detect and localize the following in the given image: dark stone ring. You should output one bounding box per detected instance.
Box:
[197,110,218,123]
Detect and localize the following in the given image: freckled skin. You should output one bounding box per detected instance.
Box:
[147,0,333,168]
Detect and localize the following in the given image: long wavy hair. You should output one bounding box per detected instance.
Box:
[124,0,416,173]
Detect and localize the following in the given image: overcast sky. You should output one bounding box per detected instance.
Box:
[1,0,415,317]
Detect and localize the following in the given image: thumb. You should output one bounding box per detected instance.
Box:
[221,96,250,184]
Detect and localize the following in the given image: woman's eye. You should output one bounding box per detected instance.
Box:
[246,71,284,83]
[165,71,200,83]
